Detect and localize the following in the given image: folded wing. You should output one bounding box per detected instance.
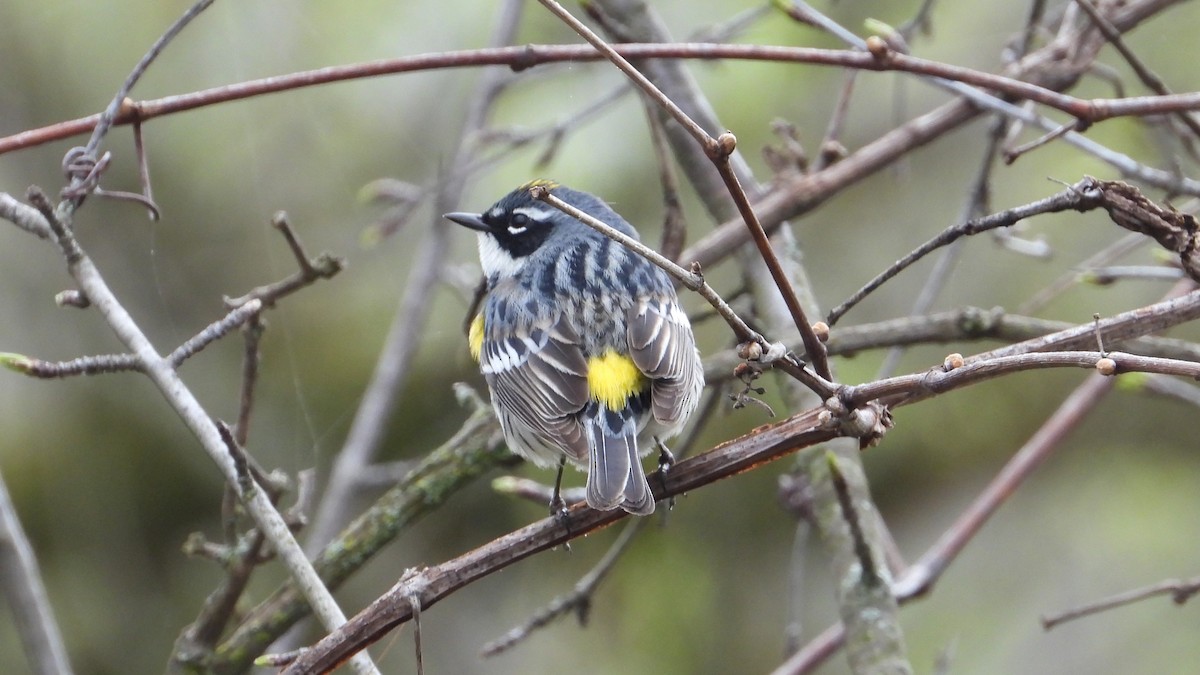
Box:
[482,315,590,462]
[627,296,704,431]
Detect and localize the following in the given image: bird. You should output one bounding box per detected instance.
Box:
[445,180,704,515]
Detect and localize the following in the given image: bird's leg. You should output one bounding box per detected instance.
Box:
[654,437,676,509]
[549,456,570,520]
[549,457,573,549]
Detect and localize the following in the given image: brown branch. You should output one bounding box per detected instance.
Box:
[846,349,1200,407]
[8,41,1200,155]
[285,325,1199,671]
[282,406,840,674]
[711,303,1200,384]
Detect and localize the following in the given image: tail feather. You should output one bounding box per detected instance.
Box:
[586,424,631,511]
[620,450,655,515]
[585,406,656,515]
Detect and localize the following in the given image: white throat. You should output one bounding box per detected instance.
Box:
[477,233,526,280]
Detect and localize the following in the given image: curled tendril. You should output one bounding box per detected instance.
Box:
[60,148,113,199]
[58,147,161,218]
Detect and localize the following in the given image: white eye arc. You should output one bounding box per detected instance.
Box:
[508,212,529,235]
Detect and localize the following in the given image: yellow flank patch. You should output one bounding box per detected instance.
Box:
[468,314,484,363]
[588,350,647,411]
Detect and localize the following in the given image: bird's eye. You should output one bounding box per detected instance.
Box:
[507,212,530,234]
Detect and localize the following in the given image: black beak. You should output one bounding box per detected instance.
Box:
[444,211,490,232]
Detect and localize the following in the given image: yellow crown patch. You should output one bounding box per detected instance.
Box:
[519,178,559,194]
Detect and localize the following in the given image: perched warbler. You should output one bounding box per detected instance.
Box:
[445,181,704,515]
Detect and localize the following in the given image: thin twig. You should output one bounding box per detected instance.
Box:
[167,300,264,365]
[0,352,138,378]
[131,121,157,221]
[223,214,344,309]
[1084,265,1183,284]
[1002,119,1082,164]
[1017,232,1146,314]
[1042,575,1200,630]
[812,70,858,172]
[0,299,264,379]
[828,179,1101,325]
[825,453,881,588]
[480,518,647,656]
[845,349,1200,407]
[644,97,688,262]
[0,466,75,675]
[80,0,216,160]
[62,0,216,212]
[2,38,1198,172]
[234,315,264,447]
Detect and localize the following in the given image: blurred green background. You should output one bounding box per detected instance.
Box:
[2,1,1199,673]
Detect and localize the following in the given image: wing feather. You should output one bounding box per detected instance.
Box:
[482,315,590,462]
[627,297,704,429]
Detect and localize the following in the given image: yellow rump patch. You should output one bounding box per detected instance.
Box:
[588,350,647,411]
[468,314,484,363]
